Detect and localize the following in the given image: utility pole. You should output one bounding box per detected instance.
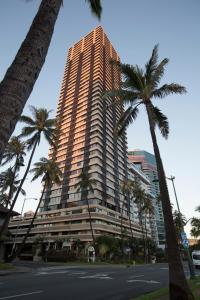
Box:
[167,175,195,279]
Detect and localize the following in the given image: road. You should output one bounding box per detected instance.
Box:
[0,262,199,300]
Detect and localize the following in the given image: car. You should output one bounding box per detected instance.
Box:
[192,250,200,269]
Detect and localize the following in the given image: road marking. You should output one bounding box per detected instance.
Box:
[129,275,144,279]
[70,272,87,275]
[160,267,168,270]
[80,273,112,280]
[36,270,69,275]
[127,279,160,284]
[38,266,78,271]
[0,290,43,299]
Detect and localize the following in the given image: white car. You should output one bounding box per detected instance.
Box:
[192,251,200,269]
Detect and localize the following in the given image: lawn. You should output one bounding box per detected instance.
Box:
[0,263,14,270]
[133,276,200,300]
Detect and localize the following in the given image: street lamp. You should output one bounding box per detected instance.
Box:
[166,176,196,278]
[10,197,37,256]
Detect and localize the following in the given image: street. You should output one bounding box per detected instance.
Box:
[0,263,199,300]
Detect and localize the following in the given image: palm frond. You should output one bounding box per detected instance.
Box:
[151,58,169,88]
[19,115,35,126]
[19,126,36,138]
[150,105,169,138]
[103,89,139,108]
[121,63,144,92]
[45,119,55,128]
[26,134,39,151]
[145,44,159,82]
[116,105,139,136]
[85,0,102,20]
[152,83,186,99]
[30,157,62,187]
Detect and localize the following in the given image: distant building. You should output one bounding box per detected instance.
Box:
[127,161,158,243]
[128,150,165,247]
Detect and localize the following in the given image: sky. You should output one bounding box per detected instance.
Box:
[0,0,200,237]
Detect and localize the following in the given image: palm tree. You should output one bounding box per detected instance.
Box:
[0,168,26,208]
[121,180,134,239]
[142,195,155,263]
[173,210,187,243]
[1,136,26,208]
[0,106,56,237]
[0,0,102,162]
[131,179,149,263]
[104,45,194,299]
[191,206,200,238]
[13,157,62,259]
[74,168,97,251]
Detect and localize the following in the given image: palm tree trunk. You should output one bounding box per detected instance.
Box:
[86,196,96,255]
[127,195,134,240]
[146,103,194,300]
[144,214,148,263]
[0,140,38,237]
[12,184,46,260]
[5,156,19,208]
[0,0,62,162]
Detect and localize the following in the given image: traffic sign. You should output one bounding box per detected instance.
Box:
[180,231,189,248]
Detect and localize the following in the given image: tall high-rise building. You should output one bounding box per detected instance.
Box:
[37,27,143,242]
[128,150,165,247]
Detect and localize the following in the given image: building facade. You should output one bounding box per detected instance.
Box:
[127,161,153,235]
[128,150,165,247]
[8,27,146,250]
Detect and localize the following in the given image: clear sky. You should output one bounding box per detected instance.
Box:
[0,0,200,237]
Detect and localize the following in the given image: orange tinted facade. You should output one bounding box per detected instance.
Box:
[41,26,128,222]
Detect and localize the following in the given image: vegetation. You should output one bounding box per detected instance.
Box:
[133,277,200,300]
[104,45,193,299]
[0,136,26,208]
[0,0,102,162]
[0,106,56,238]
[12,157,62,259]
[74,168,97,251]
[191,206,200,238]
[0,168,26,207]
[0,263,14,270]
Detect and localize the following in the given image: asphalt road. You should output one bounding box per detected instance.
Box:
[0,262,199,300]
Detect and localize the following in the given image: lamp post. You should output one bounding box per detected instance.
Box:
[166,176,196,279]
[10,197,37,257]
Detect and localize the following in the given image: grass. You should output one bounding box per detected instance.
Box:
[133,276,200,300]
[0,263,14,270]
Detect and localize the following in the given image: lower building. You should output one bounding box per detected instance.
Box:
[128,150,165,247]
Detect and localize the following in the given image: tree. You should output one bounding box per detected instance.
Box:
[0,0,102,162]
[191,206,200,238]
[0,168,26,208]
[0,106,56,237]
[130,178,152,263]
[0,136,26,207]
[121,180,134,239]
[13,157,62,259]
[142,195,155,263]
[173,210,187,243]
[74,168,97,251]
[104,45,194,299]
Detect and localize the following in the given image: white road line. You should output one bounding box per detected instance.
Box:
[127,279,160,284]
[0,290,43,299]
[129,275,144,279]
[35,270,69,275]
[160,267,168,270]
[80,273,112,280]
[70,272,87,275]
